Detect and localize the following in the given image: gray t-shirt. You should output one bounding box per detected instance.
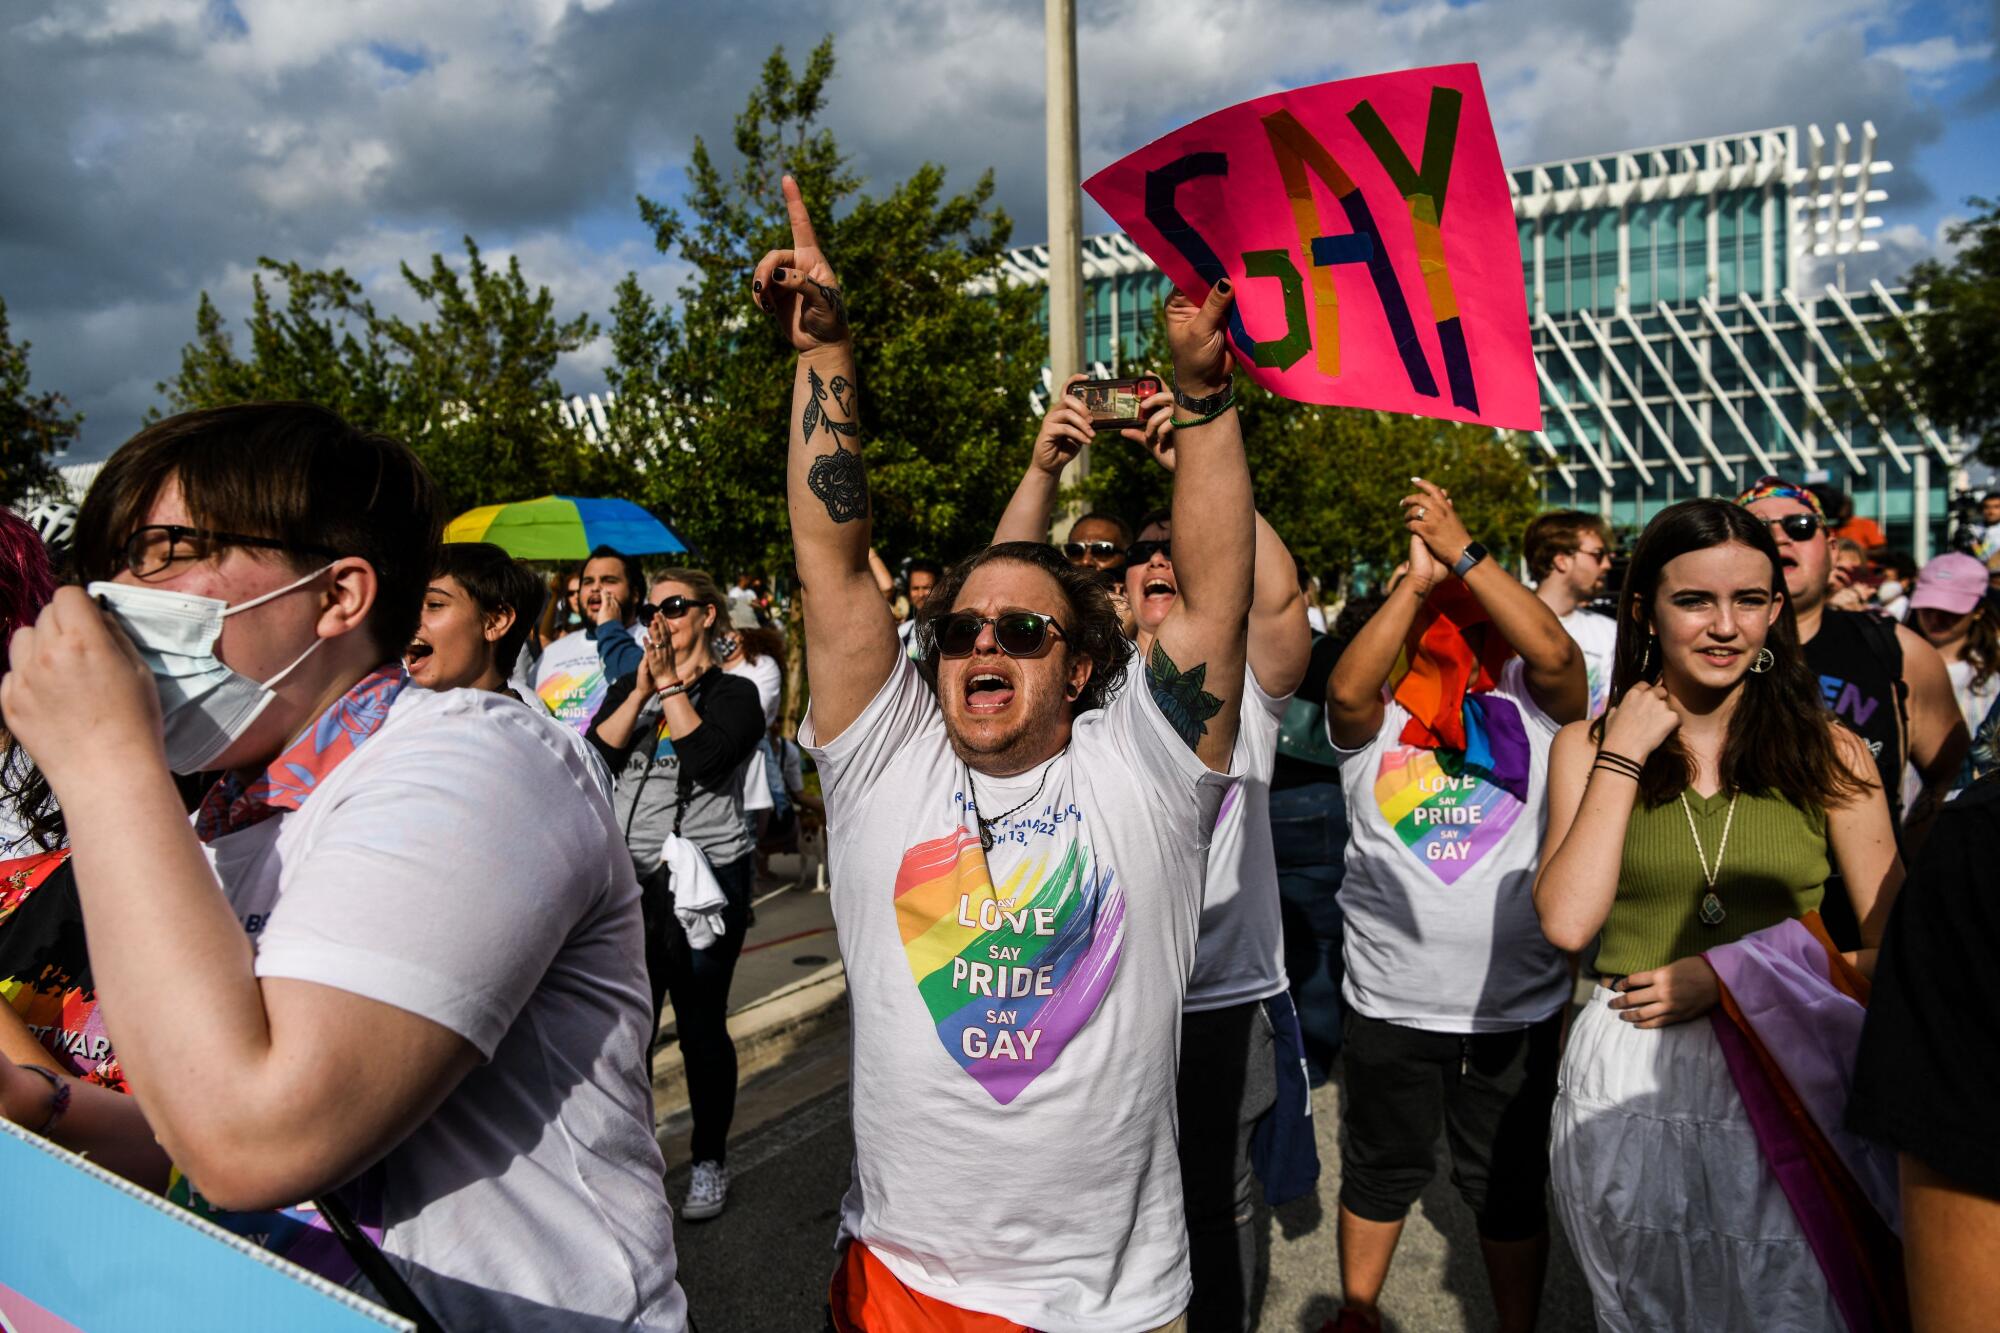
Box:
[205,688,685,1330]
[601,669,762,869]
[1329,659,1569,1032]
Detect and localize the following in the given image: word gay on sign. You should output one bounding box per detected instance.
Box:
[1084,63,1541,431]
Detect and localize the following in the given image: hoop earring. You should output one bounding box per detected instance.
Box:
[1748,647,1775,674]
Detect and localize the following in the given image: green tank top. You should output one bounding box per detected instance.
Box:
[1593,788,1829,976]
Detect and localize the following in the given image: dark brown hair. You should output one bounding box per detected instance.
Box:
[434,542,546,677]
[1522,510,1609,582]
[1594,498,1866,809]
[74,403,440,661]
[915,541,1133,716]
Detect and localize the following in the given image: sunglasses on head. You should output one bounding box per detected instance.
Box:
[1062,540,1122,563]
[1125,539,1171,566]
[1755,513,1822,541]
[930,611,1067,658]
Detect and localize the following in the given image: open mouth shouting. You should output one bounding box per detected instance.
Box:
[404,635,436,679]
[964,668,1017,715]
[1139,574,1177,609]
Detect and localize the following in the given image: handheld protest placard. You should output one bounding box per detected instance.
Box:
[1084,63,1541,431]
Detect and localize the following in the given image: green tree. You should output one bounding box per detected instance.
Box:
[605,37,1043,581]
[1860,198,2000,465]
[1069,318,1540,596]
[0,294,81,506]
[156,241,624,516]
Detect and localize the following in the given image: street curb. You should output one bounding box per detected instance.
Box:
[651,961,848,1125]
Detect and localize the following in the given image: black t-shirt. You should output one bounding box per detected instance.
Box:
[1847,775,2000,1199]
[1804,610,1906,951]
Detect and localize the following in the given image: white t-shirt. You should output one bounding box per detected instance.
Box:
[533,624,647,733]
[1330,658,1569,1033]
[801,654,1232,1333]
[1184,664,1291,1012]
[1558,607,1619,719]
[203,689,685,1331]
[725,653,784,814]
[1948,658,2000,737]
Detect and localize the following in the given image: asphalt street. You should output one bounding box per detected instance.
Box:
[663,1030,1599,1333]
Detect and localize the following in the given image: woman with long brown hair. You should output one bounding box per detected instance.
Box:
[1533,498,1901,1326]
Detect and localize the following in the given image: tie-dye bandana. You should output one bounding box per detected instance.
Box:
[195,665,408,842]
[1734,475,1825,518]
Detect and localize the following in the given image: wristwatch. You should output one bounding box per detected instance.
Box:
[1171,377,1233,415]
[1452,540,1489,578]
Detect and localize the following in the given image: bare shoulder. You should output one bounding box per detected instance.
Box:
[1553,719,1597,756]
[1829,721,1879,784]
[1893,622,1946,668]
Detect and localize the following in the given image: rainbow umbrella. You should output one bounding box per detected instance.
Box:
[444,495,688,561]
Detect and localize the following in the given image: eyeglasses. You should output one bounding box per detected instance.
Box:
[1754,513,1822,542]
[122,525,339,579]
[1125,539,1171,566]
[930,611,1067,658]
[1062,540,1122,563]
[1576,546,1610,563]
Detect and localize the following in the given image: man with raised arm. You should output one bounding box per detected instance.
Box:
[758,177,1252,1333]
[995,399,1314,1330]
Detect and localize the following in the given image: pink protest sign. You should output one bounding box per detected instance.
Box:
[1084,63,1540,431]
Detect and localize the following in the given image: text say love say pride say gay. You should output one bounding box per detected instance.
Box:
[1085,63,1541,432]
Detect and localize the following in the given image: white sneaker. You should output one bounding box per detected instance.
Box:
[682,1159,729,1221]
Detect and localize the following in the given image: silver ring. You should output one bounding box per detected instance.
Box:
[1414,505,1427,520]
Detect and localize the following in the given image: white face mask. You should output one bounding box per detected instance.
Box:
[1878,580,1904,602]
[89,564,334,773]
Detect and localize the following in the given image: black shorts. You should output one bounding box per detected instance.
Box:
[1337,1008,1562,1242]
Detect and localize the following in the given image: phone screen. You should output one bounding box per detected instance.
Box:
[1068,376,1163,431]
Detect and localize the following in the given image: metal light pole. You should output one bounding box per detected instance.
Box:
[1045,0,1086,488]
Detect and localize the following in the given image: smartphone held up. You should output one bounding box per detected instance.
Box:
[1067,376,1163,432]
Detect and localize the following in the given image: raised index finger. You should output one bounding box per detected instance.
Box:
[782,175,820,253]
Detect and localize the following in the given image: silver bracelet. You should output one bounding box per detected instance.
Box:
[656,682,688,699]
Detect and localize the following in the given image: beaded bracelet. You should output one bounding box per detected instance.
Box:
[17,1063,70,1135]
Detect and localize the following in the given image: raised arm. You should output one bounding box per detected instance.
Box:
[755,176,898,743]
[1327,535,1437,747]
[992,375,1092,545]
[1147,284,1253,772]
[1125,398,1309,699]
[1402,477,1585,723]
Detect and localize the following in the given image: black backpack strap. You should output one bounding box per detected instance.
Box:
[315,1193,448,1333]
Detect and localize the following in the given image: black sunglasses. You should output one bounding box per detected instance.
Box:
[1125,539,1171,566]
[1754,513,1822,542]
[654,596,700,619]
[931,611,1067,658]
[1062,540,1122,563]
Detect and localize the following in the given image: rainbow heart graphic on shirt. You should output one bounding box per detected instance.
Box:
[537,666,607,732]
[892,828,1121,1104]
[1373,746,1524,885]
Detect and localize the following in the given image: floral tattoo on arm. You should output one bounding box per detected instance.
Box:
[804,365,865,523]
[1146,642,1223,751]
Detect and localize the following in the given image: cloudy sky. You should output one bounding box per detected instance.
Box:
[4,0,1994,461]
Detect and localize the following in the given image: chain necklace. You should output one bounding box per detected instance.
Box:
[970,763,1052,852]
[1679,790,1740,927]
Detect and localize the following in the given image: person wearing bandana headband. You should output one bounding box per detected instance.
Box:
[1319,478,1586,1333]
[1,403,689,1331]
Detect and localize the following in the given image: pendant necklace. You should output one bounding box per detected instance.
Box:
[1679,789,1739,927]
[971,763,1051,852]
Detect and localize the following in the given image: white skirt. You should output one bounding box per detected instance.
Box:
[1549,986,1846,1332]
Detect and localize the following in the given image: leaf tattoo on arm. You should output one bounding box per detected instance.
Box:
[1147,642,1224,751]
[804,365,866,523]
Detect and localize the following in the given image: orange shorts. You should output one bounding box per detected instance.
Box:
[826,1241,1030,1333]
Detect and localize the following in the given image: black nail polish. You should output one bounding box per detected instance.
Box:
[753,279,763,293]
[773,267,786,281]
[1216,278,1231,294]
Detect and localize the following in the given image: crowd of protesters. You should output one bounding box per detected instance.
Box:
[0,175,1993,1333]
